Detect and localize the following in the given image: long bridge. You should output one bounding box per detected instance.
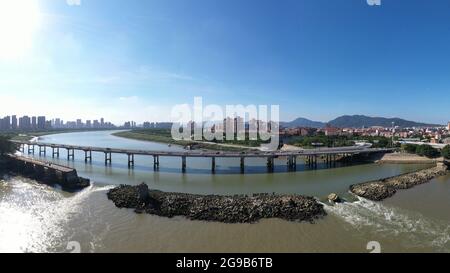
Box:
[11,140,394,173]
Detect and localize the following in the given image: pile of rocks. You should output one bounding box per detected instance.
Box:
[350,165,448,201]
[107,183,326,223]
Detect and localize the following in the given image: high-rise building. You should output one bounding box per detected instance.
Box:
[37,116,46,130]
[19,116,31,130]
[1,116,11,130]
[100,118,104,128]
[31,116,37,130]
[447,121,450,131]
[54,118,61,128]
[234,117,244,135]
[76,119,83,128]
[86,120,92,128]
[11,115,17,130]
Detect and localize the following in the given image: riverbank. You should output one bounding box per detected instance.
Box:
[377,152,439,164]
[107,183,326,223]
[349,164,448,201]
[112,130,259,152]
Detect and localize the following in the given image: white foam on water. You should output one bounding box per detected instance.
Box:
[0,177,102,253]
[324,197,450,251]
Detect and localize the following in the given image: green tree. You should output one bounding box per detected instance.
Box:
[0,136,16,156]
[402,144,418,154]
[442,145,450,160]
[416,145,440,158]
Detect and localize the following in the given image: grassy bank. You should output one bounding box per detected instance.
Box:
[112,129,258,151]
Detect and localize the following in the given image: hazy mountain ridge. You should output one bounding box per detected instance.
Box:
[280,118,326,128]
[282,115,441,128]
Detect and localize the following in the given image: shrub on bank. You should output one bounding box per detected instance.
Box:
[402,144,418,154]
[442,145,450,160]
[401,143,441,159]
[0,135,16,156]
[416,145,440,158]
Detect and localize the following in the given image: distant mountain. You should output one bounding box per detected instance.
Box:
[280,117,325,128]
[327,115,441,128]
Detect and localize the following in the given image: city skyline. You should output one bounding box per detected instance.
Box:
[1,112,448,131]
[1,0,450,125]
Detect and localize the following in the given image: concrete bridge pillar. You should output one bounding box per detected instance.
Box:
[240,157,245,173]
[287,156,296,171]
[182,156,187,172]
[104,152,112,165]
[67,149,75,160]
[28,145,35,154]
[211,157,216,173]
[153,155,160,169]
[267,157,274,172]
[52,147,60,158]
[127,154,135,168]
[39,146,46,156]
[84,150,92,163]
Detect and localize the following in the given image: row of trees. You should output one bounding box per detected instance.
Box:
[402,143,450,159]
[0,135,16,156]
[287,134,394,148]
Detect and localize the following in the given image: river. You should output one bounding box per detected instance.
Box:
[0,130,449,253]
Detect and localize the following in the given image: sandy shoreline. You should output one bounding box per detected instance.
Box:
[376,152,439,164]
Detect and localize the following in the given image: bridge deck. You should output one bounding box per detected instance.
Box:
[8,154,75,173]
[12,140,394,158]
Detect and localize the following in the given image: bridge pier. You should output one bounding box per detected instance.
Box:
[52,147,60,158]
[19,144,24,153]
[267,157,274,172]
[211,157,216,173]
[39,145,46,156]
[127,154,135,168]
[104,152,112,165]
[67,148,75,160]
[28,145,35,154]
[182,156,187,172]
[153,155,160,169]
[240,157,245,173]
[287,156,296,171]
[84,150,92,163]
[307,155,317,168]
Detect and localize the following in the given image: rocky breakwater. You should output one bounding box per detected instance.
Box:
[107,183,326,223]
[350,165,449,201]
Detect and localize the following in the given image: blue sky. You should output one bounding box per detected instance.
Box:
[0,0,449,124]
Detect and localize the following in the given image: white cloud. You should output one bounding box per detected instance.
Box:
[66,0,81,6]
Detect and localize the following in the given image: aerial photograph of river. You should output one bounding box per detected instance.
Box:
[0,0,449,263]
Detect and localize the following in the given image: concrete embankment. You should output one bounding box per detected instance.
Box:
[107,183,326,223]
[1,155,90,191]
[350,164,449,201]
